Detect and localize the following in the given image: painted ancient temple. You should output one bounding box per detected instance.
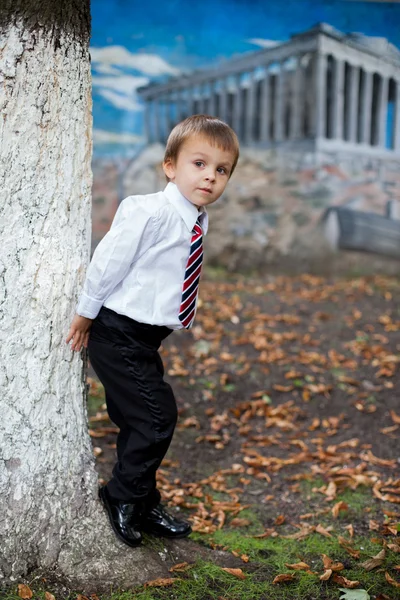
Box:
[138,23,400,158]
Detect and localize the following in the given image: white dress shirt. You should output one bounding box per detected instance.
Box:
[76,182,208,329]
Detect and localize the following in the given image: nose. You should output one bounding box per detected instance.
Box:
[204,169,216,182]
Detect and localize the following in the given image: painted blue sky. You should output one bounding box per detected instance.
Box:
[91,0,400,156]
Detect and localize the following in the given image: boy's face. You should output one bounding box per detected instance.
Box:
[163,134,235,209]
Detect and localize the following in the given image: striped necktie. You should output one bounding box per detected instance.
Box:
[179,218,203,329]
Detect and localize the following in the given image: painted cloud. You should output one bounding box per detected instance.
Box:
[90,45,181,76]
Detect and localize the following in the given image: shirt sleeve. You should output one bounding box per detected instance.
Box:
[76,197,156,319]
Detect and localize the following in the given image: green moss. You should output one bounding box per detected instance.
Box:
[299,477,326,496]
[335,487,379,518]
[105,545,398,599]
[3,537,398,600]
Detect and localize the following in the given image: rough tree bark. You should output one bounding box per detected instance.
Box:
[0,1,197,591]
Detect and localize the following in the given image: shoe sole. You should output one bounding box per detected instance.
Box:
[141,525,192,539]
[98,486,143,548]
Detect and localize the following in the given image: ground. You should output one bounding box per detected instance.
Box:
[9,272,400,600]
[84,271,400,600]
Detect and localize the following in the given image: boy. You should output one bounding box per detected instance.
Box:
[66,114,240,548]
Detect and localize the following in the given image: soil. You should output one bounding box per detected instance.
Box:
[88,273,400,541]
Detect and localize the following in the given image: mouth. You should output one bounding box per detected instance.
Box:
[198,187,212,194]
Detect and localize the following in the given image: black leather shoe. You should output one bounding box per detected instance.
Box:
[99,486,143,547]
[141,502,192,539]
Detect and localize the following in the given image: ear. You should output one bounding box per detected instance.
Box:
[163,158,176,181]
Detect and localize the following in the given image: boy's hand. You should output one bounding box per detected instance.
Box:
[66,314,93,352]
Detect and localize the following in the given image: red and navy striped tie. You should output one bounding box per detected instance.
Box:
[179,219,203,329]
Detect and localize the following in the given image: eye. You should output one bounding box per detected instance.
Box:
[217,167,227,175]
[194,161,205,167]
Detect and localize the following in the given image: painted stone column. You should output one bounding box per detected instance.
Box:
[359,69,373,145]
[158,95,166,141]
[274,62,284,141]
[219,77,228,122]
[349,65,360,143]
[313,51,327,139]
[176,88,185,122]
[290,56,303,139]
[233,73,243,139]
[198,83,206,114]
[153,97,160,142]
[209,80,216,116]
[245,69,256,145]
[187,86,195,117]
[260,66,270,143]
[165,92,173,137]
[144,99,151,143]
[377,75,389,148]
[332,57,345,140]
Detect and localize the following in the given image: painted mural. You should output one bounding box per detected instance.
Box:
[90,0,400,273]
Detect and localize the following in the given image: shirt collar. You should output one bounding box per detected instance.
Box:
[164,182,209,235]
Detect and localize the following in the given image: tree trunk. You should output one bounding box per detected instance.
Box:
[0,1,180,590]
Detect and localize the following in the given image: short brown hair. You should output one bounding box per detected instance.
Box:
[163,114,240,179]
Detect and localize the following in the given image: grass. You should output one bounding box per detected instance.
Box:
[3,462,399,600]
[108,530,399,599]
[299,479,382,521]
[335,488,380,518]
[87,499,399,600]
[38,376,396,599]
[3,537,398,600]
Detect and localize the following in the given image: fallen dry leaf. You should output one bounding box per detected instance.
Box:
[169,562,192,573]
[360,549,385,571]
[322,554,344,571]
[383,507,400,516]
[345,524,354,538]
[316,524,333,538]
[144,578,180,587]
[273,384,295,393]
[390,410,400,424]
[361,451,396,468]
[281,524,315,540]
[369,519,380,531]
[220,567,246,580]
[252,528,277,538]
[332,501,348,518]
[88,427,118,438]
[320,568,333,581]
[385,571,400,588]
[272,573,296,584]
[333,574,360,588]
[338,536,360,559]
[284,561,310,571]
[380,425,399,435]
[45,593,56,600]
[18,585,33,599]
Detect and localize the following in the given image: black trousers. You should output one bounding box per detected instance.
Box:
[88,306,176,503]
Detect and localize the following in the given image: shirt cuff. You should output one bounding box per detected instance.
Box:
[76,294,104,319]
